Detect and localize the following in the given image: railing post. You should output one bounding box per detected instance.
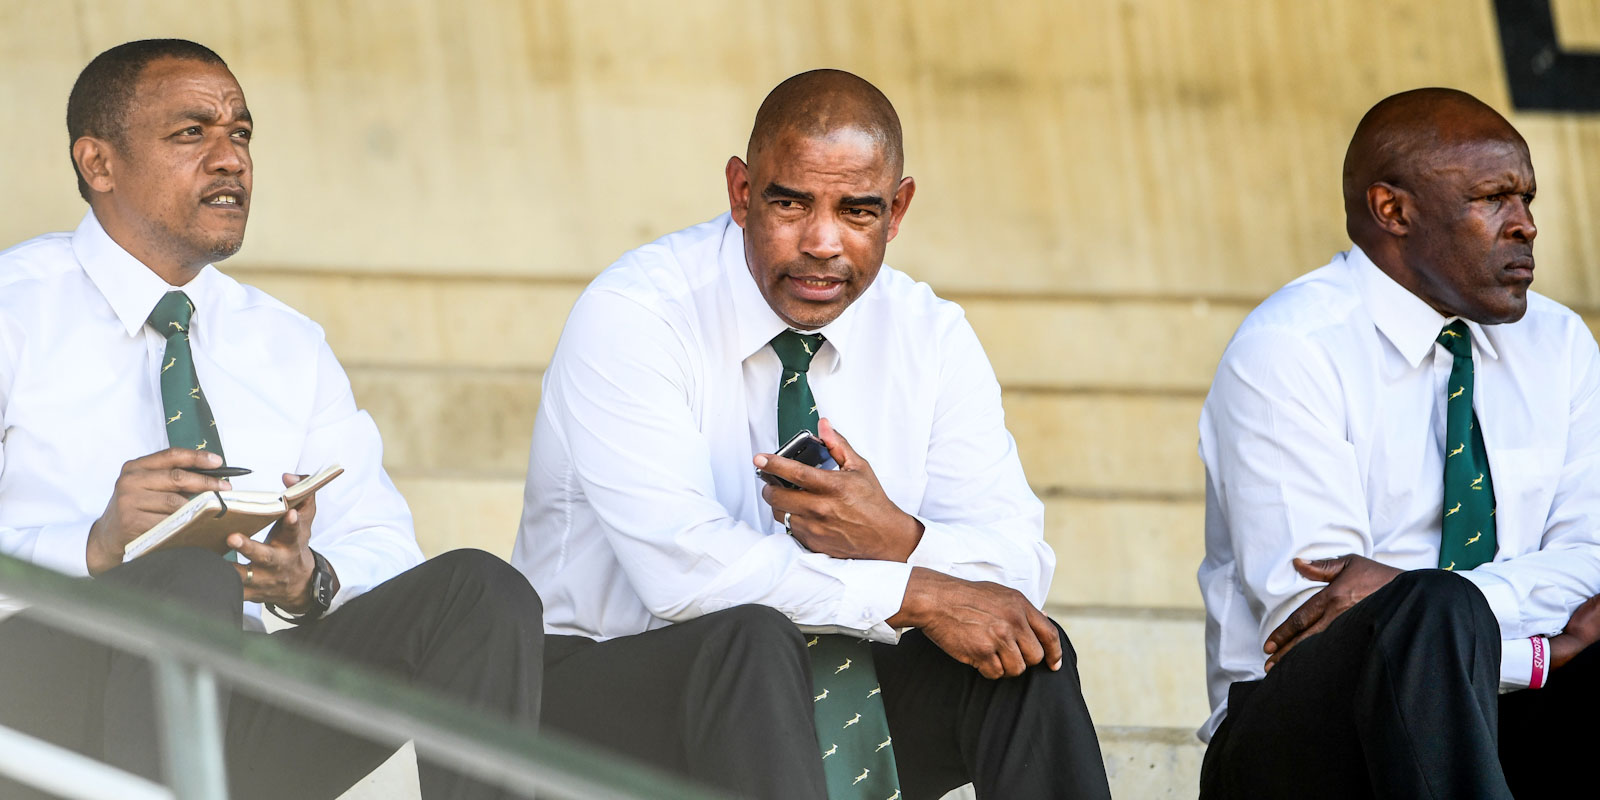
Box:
[152,657,229,800]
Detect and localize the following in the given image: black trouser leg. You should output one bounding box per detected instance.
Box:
[541,604,826,800]
[871,622,1110,800]
[226,549,545,800]
[1500,638,1600,796]
[1199,569,1506,800]
[0,547,243,798]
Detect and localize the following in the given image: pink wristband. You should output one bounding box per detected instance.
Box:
[1530,636,1548,689]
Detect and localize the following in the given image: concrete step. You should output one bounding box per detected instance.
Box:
[392,477,1204,611]
[943,725,1206,798]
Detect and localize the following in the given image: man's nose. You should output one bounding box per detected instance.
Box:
[1509,198,1537,243]
[205,132,247,176]
[800,214,844,260]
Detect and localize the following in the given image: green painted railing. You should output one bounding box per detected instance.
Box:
[0,553,727,800]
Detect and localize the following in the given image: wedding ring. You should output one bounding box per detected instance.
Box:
[783,511,792,530]
[245,565,254,585]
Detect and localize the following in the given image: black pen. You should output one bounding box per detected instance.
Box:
[186,466,252,479]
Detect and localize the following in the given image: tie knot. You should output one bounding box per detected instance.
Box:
[1437,320,1472,359]
[771,330,825,372]
[148,291,195,337]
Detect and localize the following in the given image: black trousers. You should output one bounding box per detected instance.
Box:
[0,547,544,800]
[541,604,1111,800]
[1200,568,1600,799]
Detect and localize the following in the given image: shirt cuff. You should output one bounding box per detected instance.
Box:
[814,559,913,644]
[31,521,94,578]
[905,517,964,575]
[1499,636,1535,691]
[312,546,374,616]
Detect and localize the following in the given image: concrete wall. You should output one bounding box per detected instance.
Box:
[6,1,1600,793]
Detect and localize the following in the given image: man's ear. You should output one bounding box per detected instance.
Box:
[1367,182,1410,237]
[885,176,916,243]
[726,156,751,228]
[72,136,116,196]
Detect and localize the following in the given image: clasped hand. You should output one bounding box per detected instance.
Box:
[88,449,319,612]
[755,418,924,562]
[1263,554,1401,671]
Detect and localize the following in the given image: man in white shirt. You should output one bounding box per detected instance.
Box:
[0,40,543,800]
[513,69,1110,800]
[1197,87,1600,798]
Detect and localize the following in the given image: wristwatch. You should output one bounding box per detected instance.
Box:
[267,549,334,624]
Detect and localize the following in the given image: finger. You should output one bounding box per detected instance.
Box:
[1027,608,1065,670]
[264,506,311,549]
[1265,591,1328,654]
[133,466,230,496]
[227,533,277,564]
[1015,624,1045,669]
[753,453,829,491]
[129,447,225,471]
[131,488,198,516]
[816,418,861,471]
[997,639,1027,678]
[975,653,1004,681]
[1293,555,1351,582]
[761,483,825,520]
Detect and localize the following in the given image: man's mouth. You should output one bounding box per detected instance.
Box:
[786,275,846,301]
[201,188,246,209]
[1504,256,1534,282]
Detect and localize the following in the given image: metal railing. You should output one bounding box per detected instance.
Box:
[0,553,727,800]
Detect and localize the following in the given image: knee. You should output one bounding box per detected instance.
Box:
[432,549,542,617]
[104,547,241,603]
[701,605,808,666]
[1382,569,1497,636]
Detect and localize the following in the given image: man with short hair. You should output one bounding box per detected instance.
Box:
[514,69,1111,800]
[1197,87,1600,797]
[0,39,543,800]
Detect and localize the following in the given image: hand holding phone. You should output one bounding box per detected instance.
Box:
[757,430,838,490]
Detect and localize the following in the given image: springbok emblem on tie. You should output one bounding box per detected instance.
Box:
[835,658,852,674]
[168,321,185,333]
[1449,386,1464,400]
[852,769,870,785]
[815,689,829,702]
[844,713,861,728]
[166,411,182,425]
[784,372,800,388]
[1448,443,1464,458]
[162,357,176,373]
[876,736,892,752]
[822,744,837,759]
[1445,502,1461,517]
[1471,473,1485,490]
[1466,532,1482,546]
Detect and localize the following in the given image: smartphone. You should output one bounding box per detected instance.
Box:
[757,430,838,490]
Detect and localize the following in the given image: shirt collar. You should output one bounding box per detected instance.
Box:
[1347,243,1499,367]
[71,209,221,338]
[720,215,867,370]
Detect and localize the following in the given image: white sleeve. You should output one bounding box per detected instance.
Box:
[1201,330,1376,642]
[547,290,912,642]
[297,338,423,613]
[0,314,96,577]
[1457,324,1600,641]
[906,315,1054,607]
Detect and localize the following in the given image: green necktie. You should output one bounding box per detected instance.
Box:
[1437,321,1496,571]
[770,330,901,800]
[149,291,226,461]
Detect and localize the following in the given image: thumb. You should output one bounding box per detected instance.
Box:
[817,418,860,470]
[1293,555,1348,582]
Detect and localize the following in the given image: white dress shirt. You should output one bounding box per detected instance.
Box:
[0,211,423,629]
[513,213,1052,643]
[1197,244,1600,739]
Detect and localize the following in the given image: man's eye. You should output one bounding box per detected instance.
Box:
[177,127,202,137]
[232,129,252,141]
[844,208,875,219]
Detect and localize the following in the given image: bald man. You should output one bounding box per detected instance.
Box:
[512,70,1111,799]
[1197,87,1600,798]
